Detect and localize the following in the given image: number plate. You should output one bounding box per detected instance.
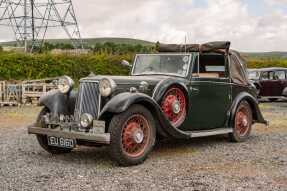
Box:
[48,136,75,148]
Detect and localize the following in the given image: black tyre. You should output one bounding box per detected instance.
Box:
[108,104,156,166]
[36,108,72,154]
[229,101,252,142]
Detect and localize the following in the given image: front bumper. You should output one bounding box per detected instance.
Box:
[28,122,110,144]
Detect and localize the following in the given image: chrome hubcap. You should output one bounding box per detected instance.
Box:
[242,117,248,127]
[172,100,181,114]
[133,129,144,143]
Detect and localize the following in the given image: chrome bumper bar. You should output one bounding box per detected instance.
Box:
[28,126,110,144]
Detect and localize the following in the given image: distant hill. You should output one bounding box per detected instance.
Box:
[1,38,286,59]
[0,37,155,47]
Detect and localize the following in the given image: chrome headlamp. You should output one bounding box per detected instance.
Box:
[99,78,117,97]
[57,76,74,94]
[80,113,93,128]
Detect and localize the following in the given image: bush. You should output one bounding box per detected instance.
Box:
[0,52,131,81]
[247,58,287,69]
[0,50,286,82]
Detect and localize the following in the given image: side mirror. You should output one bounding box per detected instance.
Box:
[121,60,132,68]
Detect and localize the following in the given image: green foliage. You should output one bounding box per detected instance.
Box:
[91,42,155,54]
[247,58,287,69]
[0,46,3,52]
[0,41,155,81]
[0,51,131,81]
[1,46,286,82]
[30,41,155,54]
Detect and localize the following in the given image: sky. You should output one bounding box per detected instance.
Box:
[0,0,287,52]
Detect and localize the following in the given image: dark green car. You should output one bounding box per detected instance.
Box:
[28,41,267,166]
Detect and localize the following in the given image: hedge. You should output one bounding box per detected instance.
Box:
[0,51,286,81]
[247,58,287,69]
[0,52,131,81]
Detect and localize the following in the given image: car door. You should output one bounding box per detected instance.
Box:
[274,70,287,96]
[281,70,287,95]
[186,53,232,130]
[259,71,273,96]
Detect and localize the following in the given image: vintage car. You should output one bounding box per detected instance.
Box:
[248,67,287,101]
[28,41,267,166]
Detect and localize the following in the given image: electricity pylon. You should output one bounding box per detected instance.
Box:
[0,0,83,52]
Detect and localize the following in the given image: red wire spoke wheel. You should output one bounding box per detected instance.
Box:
[109,104,156,166]
[235,106,250,137]
[121,114,151,158]
[229,100,252,142]
[161,87,187,127]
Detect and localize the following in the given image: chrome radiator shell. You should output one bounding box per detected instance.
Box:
[74,81,101,120]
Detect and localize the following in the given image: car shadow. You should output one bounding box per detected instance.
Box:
[32,135,230,168]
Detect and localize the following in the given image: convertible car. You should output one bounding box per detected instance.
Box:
[248,67,287,101]
[28,41,267,166]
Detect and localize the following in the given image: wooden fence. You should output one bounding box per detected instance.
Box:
[0,78,58,107]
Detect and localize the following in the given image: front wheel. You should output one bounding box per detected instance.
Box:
[108,104,156,166]
[229,101,252,142]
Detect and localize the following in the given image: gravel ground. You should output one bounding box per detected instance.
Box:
[0,102,287,191]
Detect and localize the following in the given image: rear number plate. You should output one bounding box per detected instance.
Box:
[48,136,75,148]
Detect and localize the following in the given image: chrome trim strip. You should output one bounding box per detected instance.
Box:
[259,96,287,99]
[28,126,110,144]
[97,91,101,119]
[187,128,233,138]
[191,80,232,85]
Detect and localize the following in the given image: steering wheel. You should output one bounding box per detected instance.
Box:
[144,66,154,72]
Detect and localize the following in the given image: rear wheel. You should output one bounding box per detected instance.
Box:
[36,108,72,154]
[229,101,252,142]
[108,104,156,166]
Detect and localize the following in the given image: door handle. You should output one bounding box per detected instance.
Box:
[191,87,199,93]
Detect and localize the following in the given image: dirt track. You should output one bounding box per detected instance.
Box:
[0,102,287,191]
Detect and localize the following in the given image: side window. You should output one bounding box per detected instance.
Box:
[192,53,227,78]
[248,71,260,80]
[261,72,269,80]
[274,71,286,80]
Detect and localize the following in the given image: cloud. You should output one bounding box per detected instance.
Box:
[72,0,287,51]
[0,0,286,51]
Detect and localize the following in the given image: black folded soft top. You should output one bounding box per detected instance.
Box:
[157,41,231,53]
[157,41,249,86]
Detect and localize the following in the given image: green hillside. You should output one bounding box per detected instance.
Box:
[0,37,154,47]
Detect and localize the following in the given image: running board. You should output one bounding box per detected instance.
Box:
[186,128,233,138]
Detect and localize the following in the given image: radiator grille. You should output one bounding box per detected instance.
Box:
[75,81,100,120]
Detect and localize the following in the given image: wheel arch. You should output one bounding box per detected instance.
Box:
[229,92,267,127]
[38,90,77,116]
[152,78,189,112]
[99,92,191,139]
[99,92,169,137]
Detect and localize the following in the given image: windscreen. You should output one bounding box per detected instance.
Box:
[132,54,191,77]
